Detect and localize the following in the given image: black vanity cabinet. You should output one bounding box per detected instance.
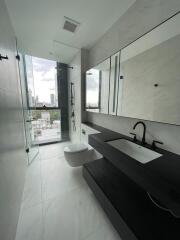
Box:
[83,158,180,240]
[82,123,180,240]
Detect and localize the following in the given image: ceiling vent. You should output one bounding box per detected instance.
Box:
[63,16,80,33]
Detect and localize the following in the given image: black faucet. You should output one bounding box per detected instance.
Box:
[133,121,146,145]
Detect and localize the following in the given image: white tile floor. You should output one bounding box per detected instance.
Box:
[15,142,121,240]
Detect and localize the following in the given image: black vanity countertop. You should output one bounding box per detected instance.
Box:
[83,122,180,216]
[83,158,180,240]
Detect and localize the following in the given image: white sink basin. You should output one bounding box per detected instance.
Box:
[107,139,162,164]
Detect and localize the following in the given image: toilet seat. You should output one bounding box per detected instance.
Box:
[64,143,94,167]
[64,143,88,153]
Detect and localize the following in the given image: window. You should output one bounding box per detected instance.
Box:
[31,110,61,144]
[25,55,62,144]
[25,56,58,108]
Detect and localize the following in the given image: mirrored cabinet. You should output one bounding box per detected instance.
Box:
[117,12,180,125]
[109,52,120,115]
[85,12,180,125]
[116,52,123,116]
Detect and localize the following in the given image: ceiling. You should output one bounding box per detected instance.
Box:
[5,0,135,63]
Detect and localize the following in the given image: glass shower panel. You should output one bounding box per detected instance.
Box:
[23,56,39,164]
[18,54,39,164]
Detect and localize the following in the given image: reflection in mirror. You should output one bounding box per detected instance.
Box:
[86,69,100,112]
[117,12,180,125]
[86,58,110,113]
[109,52,120,115]
[96,58,110,114]
[117,69,123,116]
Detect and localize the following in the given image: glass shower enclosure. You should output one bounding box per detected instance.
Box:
[18,54,39,164]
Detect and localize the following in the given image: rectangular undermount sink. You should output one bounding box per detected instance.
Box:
[107,139,162,164]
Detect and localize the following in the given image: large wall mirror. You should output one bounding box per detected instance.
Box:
[118,13,180,125]
[86,12,180,125]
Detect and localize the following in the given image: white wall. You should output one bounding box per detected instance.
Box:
[89,0,180,68]
[87,0,180,155]
[0,0,26,239]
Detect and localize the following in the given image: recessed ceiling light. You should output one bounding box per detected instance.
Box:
[63,16,80,33]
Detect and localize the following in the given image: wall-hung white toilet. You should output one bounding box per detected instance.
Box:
[64,124,102,167]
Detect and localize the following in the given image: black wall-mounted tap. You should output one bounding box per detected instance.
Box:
[0,54,8,61]
[133,121,147,145]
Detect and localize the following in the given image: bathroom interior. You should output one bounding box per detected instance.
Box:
[1,0,180,240]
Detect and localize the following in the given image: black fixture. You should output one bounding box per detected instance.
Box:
[56,66,73,71]
[0,54,8,61]
[133,121,146,145]
[82,129,86,135]
[25,148,29,153]
[16,54,20,61]
[42,104,47,109]
[70,82,74,106]
[129,132,137,142]
[152,140,163,150]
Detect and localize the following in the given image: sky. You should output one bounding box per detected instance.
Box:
[26,56,57,105]
[32,57,57,104]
